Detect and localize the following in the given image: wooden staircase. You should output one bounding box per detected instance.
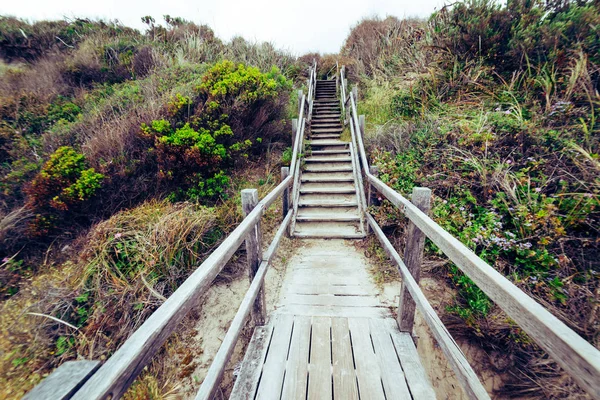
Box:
[293,80,365,238]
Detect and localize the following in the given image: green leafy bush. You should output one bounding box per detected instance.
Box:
[25,146,104,235]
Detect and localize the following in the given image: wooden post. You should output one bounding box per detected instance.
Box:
[281,167,289,219]
[359,114,365,136]
[398,187,431,336]
[241,189,266,325]
[352,86,358,102]
[292,118,298,146]
[368,166,379,207]
[297,89,303,115]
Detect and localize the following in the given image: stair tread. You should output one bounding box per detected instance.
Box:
[293,221,365,238]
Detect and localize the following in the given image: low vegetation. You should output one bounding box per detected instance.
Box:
[343,1,599,397]
[0,15,304,397]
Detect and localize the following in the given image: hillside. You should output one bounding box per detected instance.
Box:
[1,1,599,398]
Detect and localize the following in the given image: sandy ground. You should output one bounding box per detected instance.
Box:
[173,232,293,399]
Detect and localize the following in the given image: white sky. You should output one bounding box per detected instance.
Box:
[1,0,447,54]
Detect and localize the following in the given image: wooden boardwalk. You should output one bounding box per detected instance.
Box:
[231,240,436,399]
[28,65,600,400]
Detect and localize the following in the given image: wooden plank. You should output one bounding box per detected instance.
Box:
[308,317,332,399]
[24,360,100,400]
[230,325,274,400]
[332,318,359,400]
[368,319,412,399]
[286,274,363,286]
[281,316,311,400]
[289,284,371,296]
[384,319,436,400]
[367,214,489,399]
[282,294,381,308]
[256,314,295,399]
[347,318,386,400]
[71,178,292,400]
[242,189,266,326]
[195,212,292,400]
[277,305,389,319]
[398,187,431,333]
[366,171,600,398]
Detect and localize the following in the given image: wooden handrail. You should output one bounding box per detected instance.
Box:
[67,64,319,400]
[367,214,490,399]
[195,211,293,400]
[70,176,293,400]
[343,65,600,399]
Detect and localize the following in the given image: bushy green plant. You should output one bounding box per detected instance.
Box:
[24,146,104,235]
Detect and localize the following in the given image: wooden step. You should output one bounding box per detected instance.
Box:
[301,172,354,182]
[300,181,355,192]
[311,128,343,134]
[310,150,351,156]
[308,140,348,146]
[293,221,364,238]
[310,134,342,140]
[311,123,342,128]
[305,157,352,163]
[298,199,358,207]
[312,115,341,119]
[311,118,340,123]
[304,166,353,173]
[295,213,360,222]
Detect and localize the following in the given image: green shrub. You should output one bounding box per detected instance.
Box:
[25,146,104,235]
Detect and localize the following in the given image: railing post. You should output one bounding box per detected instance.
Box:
[292,118,298,147]
[241,189,266,325]
[359,114,365,136]
[368,166,379,207]
[398,187,431,336]
[281,167,289,219]
[297,89,303,115]
[352,86,358,103]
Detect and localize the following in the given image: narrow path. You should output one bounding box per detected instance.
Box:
[231,239,436,400]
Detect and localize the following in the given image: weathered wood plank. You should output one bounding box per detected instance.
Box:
[332,318,359,400]
[277,304,389,319]
[398,187,431,334]
[367,213,489,399]
[308,317,332,399]
[23,360,100,400]
[384,319,436,400]
[347,318,386,400]
[230,325,273,400]
[368,319,412,399]
[195,211,292,400]
[289,284,371,296]
[71,178,292,400]
[366,172,600,398]
[255,313,295,399]
[282,294,381,308]
[281,316,311,400]
[242,189,266,326]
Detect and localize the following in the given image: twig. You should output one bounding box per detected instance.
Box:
[27,312,79,330]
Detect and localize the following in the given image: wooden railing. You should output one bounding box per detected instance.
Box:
[339,66,600,399]
[26,62,318,400]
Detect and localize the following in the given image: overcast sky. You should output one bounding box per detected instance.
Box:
[1,0,447,54]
